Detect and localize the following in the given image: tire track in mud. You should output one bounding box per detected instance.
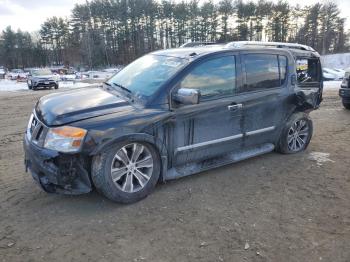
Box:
[0,132,24,147]
[0,89,349,262]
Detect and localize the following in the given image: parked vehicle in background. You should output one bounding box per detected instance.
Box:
[0,67,6,79]
[60,73,79,81]
[322,68,343,81]
[8,69,27,80]
[82,70,114,80]
[339,69,350,109]
[27,69,59,90]
[332,68,346,77]
[24,41,323,203]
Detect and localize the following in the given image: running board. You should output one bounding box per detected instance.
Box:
[165,143,275,180]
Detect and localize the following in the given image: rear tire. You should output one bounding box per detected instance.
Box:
[276,112,313,154]
[92,141,161,203]
[54,84,59,89]
[342,100,350,110]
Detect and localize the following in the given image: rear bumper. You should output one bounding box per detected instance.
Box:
[23,134,92,195]
[339,88,350,101]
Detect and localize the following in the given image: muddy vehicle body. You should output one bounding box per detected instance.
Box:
[24,42,323,203]
[339,69,350,109]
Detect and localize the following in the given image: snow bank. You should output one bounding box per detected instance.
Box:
[321,53,350,70]
[0,79,96,92]
[323,80,342,90]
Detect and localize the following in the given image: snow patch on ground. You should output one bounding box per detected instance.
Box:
[308,152,335,166]
[0,79,96,92]
[323,80,342,90]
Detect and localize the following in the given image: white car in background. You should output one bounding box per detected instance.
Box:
[332,68,346,78]
[82,71,114,80]
[323,68,343,81]
[0,67,6,79]
[8,69,27,80]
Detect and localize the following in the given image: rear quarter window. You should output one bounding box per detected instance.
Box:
[242,54,287,92]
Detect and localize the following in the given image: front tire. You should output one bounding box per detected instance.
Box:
[276,113,313,154]
[54,83,59,89]
[92,141,160,203]
[342,100,350,110]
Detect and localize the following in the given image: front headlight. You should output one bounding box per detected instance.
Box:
[44,126,87,153]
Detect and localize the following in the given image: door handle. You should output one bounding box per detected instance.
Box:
[227,103,243,111]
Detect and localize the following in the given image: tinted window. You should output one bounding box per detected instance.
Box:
[243,54,280,91]
[180,56,236,99]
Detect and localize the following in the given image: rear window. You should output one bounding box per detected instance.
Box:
[242,54,287,92]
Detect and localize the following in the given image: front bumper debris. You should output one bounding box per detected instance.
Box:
[23,134,92,195]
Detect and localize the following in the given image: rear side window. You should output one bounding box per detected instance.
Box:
[180,56,236,100]
[296,58,321,85]
[243,54,287,92]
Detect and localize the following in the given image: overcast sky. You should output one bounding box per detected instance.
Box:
[0,0,349,33]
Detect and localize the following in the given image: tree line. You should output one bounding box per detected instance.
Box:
[0,0,349,69]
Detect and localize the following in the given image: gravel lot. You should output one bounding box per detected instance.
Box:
[0,87,349,262]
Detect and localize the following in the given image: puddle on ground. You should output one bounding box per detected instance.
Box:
[308,152,335,166]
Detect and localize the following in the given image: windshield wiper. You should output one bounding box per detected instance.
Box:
[111,82,132,93]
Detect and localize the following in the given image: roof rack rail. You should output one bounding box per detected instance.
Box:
[225,41,315,52]
[180,42,218,48]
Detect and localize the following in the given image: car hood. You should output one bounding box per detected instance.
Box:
[31,75,56,80]
[35,87,131,126]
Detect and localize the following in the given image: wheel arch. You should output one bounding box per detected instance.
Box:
[90,133,168,182]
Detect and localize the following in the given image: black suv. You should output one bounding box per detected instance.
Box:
[339,69,350,109]
[24,42,323,203]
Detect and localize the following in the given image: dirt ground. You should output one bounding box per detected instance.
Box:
[0,87,349,262]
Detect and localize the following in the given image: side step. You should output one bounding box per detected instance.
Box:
[165,143,275,180]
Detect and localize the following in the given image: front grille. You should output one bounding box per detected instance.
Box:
[27,113,47,146]
[38,80,55,84]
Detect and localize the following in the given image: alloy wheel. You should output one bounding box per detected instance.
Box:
[110,143,153,193]
[287,119,309,152]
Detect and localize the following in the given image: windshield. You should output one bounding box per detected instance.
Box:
[32,69,52,76]
[107,54,187,97]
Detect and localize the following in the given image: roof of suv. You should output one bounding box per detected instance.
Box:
[152,42,320,59]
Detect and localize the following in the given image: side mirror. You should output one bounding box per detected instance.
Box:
[173,88,200,105]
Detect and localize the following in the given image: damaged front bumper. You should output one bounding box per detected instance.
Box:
[23,134,92,195]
